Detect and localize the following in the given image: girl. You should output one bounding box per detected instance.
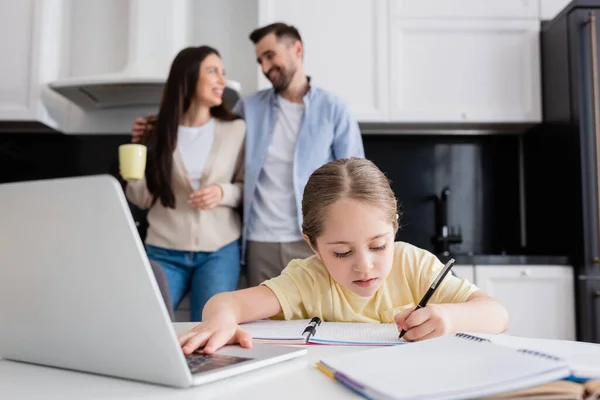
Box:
[177,158,509,353]
[124,46,245,321]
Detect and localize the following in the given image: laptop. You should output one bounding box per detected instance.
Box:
[0,175,307,388]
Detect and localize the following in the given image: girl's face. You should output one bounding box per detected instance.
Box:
[310,198,396,297]
[195,53,226,108]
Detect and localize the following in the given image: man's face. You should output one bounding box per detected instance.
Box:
[254,32,302,92]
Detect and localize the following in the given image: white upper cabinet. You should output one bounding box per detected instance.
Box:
[258,0,389,122]
[389,18,541,122]
[0,0,547,130]
[391,0,540,19]
[257,0,541,124]
[0,0,35,121]
[0,0,67,129]
[0,0,253,133]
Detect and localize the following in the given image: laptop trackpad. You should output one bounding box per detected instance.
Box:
[186,352,254,374]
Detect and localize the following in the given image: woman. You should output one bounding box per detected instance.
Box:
[124,46,245,322]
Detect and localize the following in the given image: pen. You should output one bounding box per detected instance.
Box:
[398,258,456,340]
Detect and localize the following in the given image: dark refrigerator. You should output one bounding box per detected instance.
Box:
[527,0,600,343]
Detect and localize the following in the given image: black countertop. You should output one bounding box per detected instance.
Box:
[437,253,571,266]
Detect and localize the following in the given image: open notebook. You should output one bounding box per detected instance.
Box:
[239,318,402,345]
[317,333,573,400]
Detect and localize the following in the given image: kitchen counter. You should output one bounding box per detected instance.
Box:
[438,254,570,266]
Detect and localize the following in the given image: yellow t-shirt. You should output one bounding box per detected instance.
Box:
[262,241,478,323]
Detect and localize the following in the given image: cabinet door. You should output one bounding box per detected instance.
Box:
[258,0,389,121]
[452,265,475,284]
[391,0,539,19]
[389,18,541,122]
[475,266,576,340]
[0,0,37,120]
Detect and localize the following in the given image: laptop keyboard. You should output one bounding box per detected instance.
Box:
[185,352,254,374]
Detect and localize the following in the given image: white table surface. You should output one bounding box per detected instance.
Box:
[2,323,599,400]
[0,322,370,400]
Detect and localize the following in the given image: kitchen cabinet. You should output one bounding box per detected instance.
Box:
[475,265,576,340]
[0,0,78,131]
[388,3,541,122]
[0,0,548,128]
[0,0,66,129]
[0,0,250,133]
[257,0,389,122]
[452,265,475,283]
[391,0,540,19]
[0,0,36,121]
[259,0,541,124]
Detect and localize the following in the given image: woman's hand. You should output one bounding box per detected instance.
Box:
[177,317,253,355]
[131,117,148,143]
[189,185,224,210]
[394,304,454,341]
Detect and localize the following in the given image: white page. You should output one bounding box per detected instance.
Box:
[240,320,401,344]
[483,334,600,378]
[313,322,401,344]
[320,335,571,400]
[239,319,310,340]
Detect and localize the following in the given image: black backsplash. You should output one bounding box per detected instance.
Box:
[365,134,522,255]
[0,132,522,255]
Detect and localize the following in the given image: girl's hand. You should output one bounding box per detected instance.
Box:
[394,304,454,341]
[177,318,253,355]
[189,185,224,210]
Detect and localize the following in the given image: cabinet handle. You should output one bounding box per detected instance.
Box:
[584,12,600,264]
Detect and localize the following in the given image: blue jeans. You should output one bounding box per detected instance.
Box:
[145,240,241,321]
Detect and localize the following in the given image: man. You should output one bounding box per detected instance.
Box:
[131,23,364,287]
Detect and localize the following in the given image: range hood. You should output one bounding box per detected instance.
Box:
[49,76,241,110]
[48,0,240,110]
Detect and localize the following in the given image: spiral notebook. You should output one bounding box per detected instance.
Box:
[317,333,572,400]
[483,334,600,381]
[239,318,403,345]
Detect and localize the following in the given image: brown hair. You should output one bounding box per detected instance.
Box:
[141,46,240,209]
[301,158,400,248]
[249,22,302,44]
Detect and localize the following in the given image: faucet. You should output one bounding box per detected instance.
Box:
[432,186,463,256]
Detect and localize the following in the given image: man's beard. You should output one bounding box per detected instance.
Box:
[267,65,297,92]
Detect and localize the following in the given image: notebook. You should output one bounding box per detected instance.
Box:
[482,379,600,400]
[239,318,403,345]
[316,333,572,400]
[480,334,600,381]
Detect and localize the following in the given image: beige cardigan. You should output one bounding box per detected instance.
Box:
[125,119,245,252]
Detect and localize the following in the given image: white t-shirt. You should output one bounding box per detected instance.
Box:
[177,119,215,190]
[248,96,305,242]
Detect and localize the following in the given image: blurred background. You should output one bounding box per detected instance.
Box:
[2,0,599,343]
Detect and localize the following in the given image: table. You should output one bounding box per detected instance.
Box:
[2,324,598,399]
[0,322,370,400]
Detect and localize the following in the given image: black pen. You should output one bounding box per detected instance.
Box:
[398,258,456,340]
